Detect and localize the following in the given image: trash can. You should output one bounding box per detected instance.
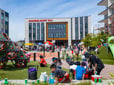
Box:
[28,67,37,80]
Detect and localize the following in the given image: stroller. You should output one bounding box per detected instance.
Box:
[28,65,38,80]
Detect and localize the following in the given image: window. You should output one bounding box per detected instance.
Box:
[33,23,36,40]
[5,12,9,22]
[5,21,9,35]
[37,23,40,40]
[48,23,66,38]
[75,17,78,39]
[112,9,114,15]
[80,17,83,39]
[29,23,32,40]
[85,16,88,36]
[41,23,44,40]
[1,12,4,20]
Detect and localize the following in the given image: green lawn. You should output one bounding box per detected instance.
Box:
[91,46,114,65]
[0,61,69,80]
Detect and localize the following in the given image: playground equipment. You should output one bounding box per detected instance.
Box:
[107,36,114,58]
[0,33,29,69]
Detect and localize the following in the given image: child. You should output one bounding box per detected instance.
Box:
[39,55,47,67]
[52,57,61,69]
[69,61,80,79]
[76,62,86,80]
[50,64,70,84]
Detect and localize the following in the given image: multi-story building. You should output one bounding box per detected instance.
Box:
[98,0,114,35]
[0,8,9,35]
[25,16,91,46]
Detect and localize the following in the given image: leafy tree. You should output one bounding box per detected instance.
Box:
[82,31,110,47]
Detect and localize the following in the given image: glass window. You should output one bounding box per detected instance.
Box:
[5,21,9,35]
[75,17,78,40]
[1,12,4,20]
[112,9,114,15]
[33,23,36,40]
[80,17,83,39]
[41,23,44,40]
[29,23,32,40]
[48,23,66,38]
[85,16,88,36]
[37,23,40,40]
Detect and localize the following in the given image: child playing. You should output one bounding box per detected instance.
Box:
[39,55,47,67]
[76,62,86,80]
[50,64,70,84]
[52,57,61,69]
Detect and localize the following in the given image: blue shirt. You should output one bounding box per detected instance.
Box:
[76,66,86,80]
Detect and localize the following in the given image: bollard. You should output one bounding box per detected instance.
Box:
[34,52,36,61]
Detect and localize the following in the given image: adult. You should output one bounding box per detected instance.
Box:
[81,45,88,61]
[88,54,104,75]
[74,46,79,61]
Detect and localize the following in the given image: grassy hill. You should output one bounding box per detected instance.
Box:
[92,46,114,65]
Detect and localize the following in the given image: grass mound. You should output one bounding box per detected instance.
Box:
[91,46,114,65]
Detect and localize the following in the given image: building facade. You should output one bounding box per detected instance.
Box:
[25,16,91,46]
[98,0,114,35]
[0,8,9,36]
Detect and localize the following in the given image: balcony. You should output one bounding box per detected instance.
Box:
[110,14,114,18]
[109,3,114,8]
[98,0,107,6]
[99,8,108,15]
[99,18,108,23]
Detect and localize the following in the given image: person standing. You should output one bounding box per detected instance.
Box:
[81,45,88,61]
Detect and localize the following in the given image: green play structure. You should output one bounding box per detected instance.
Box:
[108,36,114,58]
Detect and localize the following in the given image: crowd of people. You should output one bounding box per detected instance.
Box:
[37,44,104,84]
[21,42,104,84]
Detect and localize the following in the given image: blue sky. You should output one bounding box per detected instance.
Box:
[0,0,105,41]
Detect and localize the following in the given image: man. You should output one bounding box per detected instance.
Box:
[88,54,104,75]
[50,64,70,84]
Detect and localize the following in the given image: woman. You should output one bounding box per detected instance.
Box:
[81,45,88,61]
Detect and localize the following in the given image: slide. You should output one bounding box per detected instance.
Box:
[108,36,114,58]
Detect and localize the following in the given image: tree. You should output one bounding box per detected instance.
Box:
[82,31,110,47]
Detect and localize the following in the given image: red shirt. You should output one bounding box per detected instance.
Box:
[40,58,47,65]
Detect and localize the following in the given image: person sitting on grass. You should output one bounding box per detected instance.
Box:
[76,62,86,80]
[39,55,47,67]
[50,64,71,84]
[52,57,61,69]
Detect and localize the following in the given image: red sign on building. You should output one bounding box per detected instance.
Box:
[29,19,53,22]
